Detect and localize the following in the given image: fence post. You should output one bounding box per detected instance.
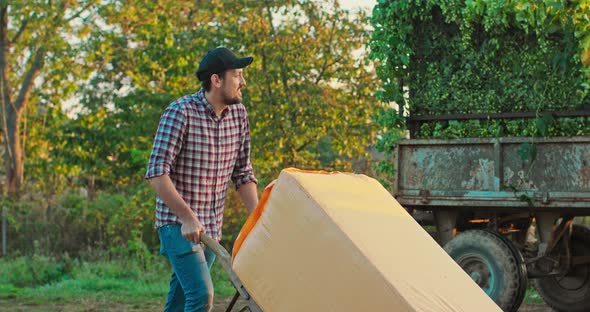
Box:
[2,206,6,257]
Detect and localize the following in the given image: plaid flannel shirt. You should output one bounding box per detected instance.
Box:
[145,89,257,240]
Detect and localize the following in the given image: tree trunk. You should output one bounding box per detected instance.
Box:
[0,5,44,197]
[88,174,95,201]
[0,6,12,197]
[5,104,21,196]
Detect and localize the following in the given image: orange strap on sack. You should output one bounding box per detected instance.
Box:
[231,168,341,262]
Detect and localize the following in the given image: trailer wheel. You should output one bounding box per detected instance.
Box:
[535,224,590,312]
[444,230,527,312]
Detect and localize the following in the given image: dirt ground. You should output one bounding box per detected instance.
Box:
[517,304,554,312]
[0,297,555,311]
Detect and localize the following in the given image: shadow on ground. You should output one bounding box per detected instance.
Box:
[212,297,555,312]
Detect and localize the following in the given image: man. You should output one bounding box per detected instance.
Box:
[145,47,259,312]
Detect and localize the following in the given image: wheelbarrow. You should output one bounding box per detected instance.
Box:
[201,234,263,312]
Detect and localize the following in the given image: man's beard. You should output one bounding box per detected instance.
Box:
[221,89,242,105]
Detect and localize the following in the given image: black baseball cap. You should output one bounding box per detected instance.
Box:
[196,47,253,81]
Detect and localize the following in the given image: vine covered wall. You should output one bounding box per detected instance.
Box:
[369,0,590,139]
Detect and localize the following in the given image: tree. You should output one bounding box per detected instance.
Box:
[54,0,213,191]
[0,0,100,196]
[232,1,379,180]
[3,0,380,255]
[49,91,172,196]
[72,0,379,186]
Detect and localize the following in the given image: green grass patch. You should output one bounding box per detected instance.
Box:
[524,286,545,304]
[0,254,235,306]
[210,262,235,298]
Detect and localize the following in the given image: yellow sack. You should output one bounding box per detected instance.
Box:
[232,168,500,312]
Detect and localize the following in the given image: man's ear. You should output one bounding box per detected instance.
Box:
[211,74,223,88]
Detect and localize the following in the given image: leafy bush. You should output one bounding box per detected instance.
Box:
[3,180,252,259]
[0,253,72,288]
[2,183,158,258]
[370,1,590,117]
[419,116,590,138]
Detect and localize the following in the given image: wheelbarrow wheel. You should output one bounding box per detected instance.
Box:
[444,229,527,312]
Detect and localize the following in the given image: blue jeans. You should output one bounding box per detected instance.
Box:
[159,224,217,312]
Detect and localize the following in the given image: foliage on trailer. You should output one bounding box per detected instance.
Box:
[369,0,590,140]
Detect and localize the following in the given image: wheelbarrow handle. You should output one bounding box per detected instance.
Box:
[200,233,231,263]
[200,233,263,312]
[200,234,252,301]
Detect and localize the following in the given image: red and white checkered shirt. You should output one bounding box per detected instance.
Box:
[145,89,257,240]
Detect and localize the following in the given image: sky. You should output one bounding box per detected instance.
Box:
[339,0,377,12]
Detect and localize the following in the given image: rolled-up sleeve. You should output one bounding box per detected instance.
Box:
[145,105,187,180]
[231,113,257,189]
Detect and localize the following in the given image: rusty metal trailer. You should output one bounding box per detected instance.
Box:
[393,135,590,312]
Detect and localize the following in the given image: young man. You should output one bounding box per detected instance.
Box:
[146,47,259,312]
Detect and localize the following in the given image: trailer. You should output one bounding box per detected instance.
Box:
[392,126,590,311]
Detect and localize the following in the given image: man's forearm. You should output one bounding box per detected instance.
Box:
[149,175,196,223]
[237,182,258,214]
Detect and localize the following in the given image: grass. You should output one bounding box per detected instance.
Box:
[0,255,235,309]
[524,286,545,304]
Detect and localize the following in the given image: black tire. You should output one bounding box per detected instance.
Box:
[444,230,528,312]
[535,224,590,312]
[494,230,529,311]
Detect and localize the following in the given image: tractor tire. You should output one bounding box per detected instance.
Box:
[444,229,527,312]
[535,224,590,312]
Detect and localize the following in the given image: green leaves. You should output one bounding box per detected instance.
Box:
[370,0,590,134]
[34,0,379,191]
[517,142,538,163]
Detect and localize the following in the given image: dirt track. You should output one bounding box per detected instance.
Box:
[0,296,555,311]
[518,304,553,311]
